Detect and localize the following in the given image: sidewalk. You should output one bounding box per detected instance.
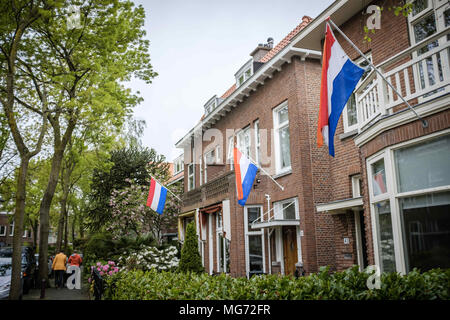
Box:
[23,286,90,300]
[24,267,90,300]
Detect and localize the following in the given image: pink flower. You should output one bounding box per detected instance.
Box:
[100,271,104,276]
[114,267,119,273]
[97,267,101,271]
[97,262,101,267]
[108,271,113,276]
[103,265,109,271]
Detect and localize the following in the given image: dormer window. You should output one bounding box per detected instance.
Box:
[235,59,253,88]
[204,96,220,115]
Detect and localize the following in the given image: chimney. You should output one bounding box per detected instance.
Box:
[250,37,274,62]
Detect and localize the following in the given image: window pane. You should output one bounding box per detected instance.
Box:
[248,235,263,273]
[371,159,387,196]
[277,106,289,124]
[346,94,358,127]
[399,192,450,272]
[279,126,291,169]
[413,13,436,43]
[283,202,296,219]
[411,0,428,16]
[445,8,450,27]
[247,207,261,229]
[374,201,396,273]
[395,135,450,193]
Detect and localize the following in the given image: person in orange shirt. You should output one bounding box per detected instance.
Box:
[68,250,82,267]
[52,250,67,289]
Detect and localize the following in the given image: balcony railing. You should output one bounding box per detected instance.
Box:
[182,171,233,209]
[356,28,450,131]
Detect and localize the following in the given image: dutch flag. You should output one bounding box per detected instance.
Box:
[317,22,365,157]
[234,148,258,206]
[146,177,167,215]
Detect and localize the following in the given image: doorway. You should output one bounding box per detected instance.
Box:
[282,226,298,275]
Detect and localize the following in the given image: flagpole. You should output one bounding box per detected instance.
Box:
[246,155,285,191]
[327,18,428,128]
[150,174,183,202]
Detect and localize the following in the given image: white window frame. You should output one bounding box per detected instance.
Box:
[407,0,450,101]
[215,211,229,273]
[227,136,235,171]
[0,225,6,236]
[235,60,254,88]
[367,129,450,274]
[273,101,291,174]
[343,53,372,133]
[273,197,300,220]
[352,174,362,198]
[254,120,261,166]
[244,205,265,277]
[187,163,195,191]
[9,223,14,237]
[173,155,184,175]
[199,156,203,186]
[236,126,251,159]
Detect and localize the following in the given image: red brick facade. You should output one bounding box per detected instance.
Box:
[177,0,450,277]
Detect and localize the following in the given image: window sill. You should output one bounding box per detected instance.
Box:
[339,129,358,140]
[272,169,292,180]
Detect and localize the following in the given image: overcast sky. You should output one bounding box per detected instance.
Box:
[130,0,334,161]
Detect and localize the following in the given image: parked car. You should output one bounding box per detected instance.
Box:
[0,258,23,300]
[0,246,35,299]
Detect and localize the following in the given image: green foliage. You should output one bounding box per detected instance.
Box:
[83,232,157,265]
[87,146,169,232]
[177,222,204,274]
[103,266,450,300]
[363,2,413,42]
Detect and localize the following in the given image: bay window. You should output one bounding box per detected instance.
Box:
[368,132,450,273]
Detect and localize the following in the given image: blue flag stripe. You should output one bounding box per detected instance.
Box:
[328,59,364,156]
[156,187,167,214]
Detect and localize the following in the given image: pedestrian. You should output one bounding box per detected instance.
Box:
[68,250,82,267]
[52,250,67,289]
[68,250,83,287]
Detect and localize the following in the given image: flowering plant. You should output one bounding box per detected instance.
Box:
[118,245,179,272]
[88,261,119,283]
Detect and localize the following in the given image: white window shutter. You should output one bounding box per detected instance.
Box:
[222,199,231,241]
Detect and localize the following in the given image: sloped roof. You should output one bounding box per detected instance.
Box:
[217,16,313,98]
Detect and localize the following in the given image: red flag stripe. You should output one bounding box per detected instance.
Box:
[317,23,335,147]
[233,148,244,200]
[146,178,156,207]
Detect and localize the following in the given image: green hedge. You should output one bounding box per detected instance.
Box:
[103,266,449,300]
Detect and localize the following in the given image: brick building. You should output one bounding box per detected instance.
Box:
[0,211,34,247]
[175,0,450,277]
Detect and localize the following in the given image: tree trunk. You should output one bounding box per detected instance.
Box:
[32,220,38,250]
[63,207,68,252]
[9,156,30,300]
[38,148,65,284]
[55,203,65,252]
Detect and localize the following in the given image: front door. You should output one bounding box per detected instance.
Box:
[282,226,298,275]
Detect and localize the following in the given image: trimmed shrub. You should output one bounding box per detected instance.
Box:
[103,266,450,300]
[177,221,204,274]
